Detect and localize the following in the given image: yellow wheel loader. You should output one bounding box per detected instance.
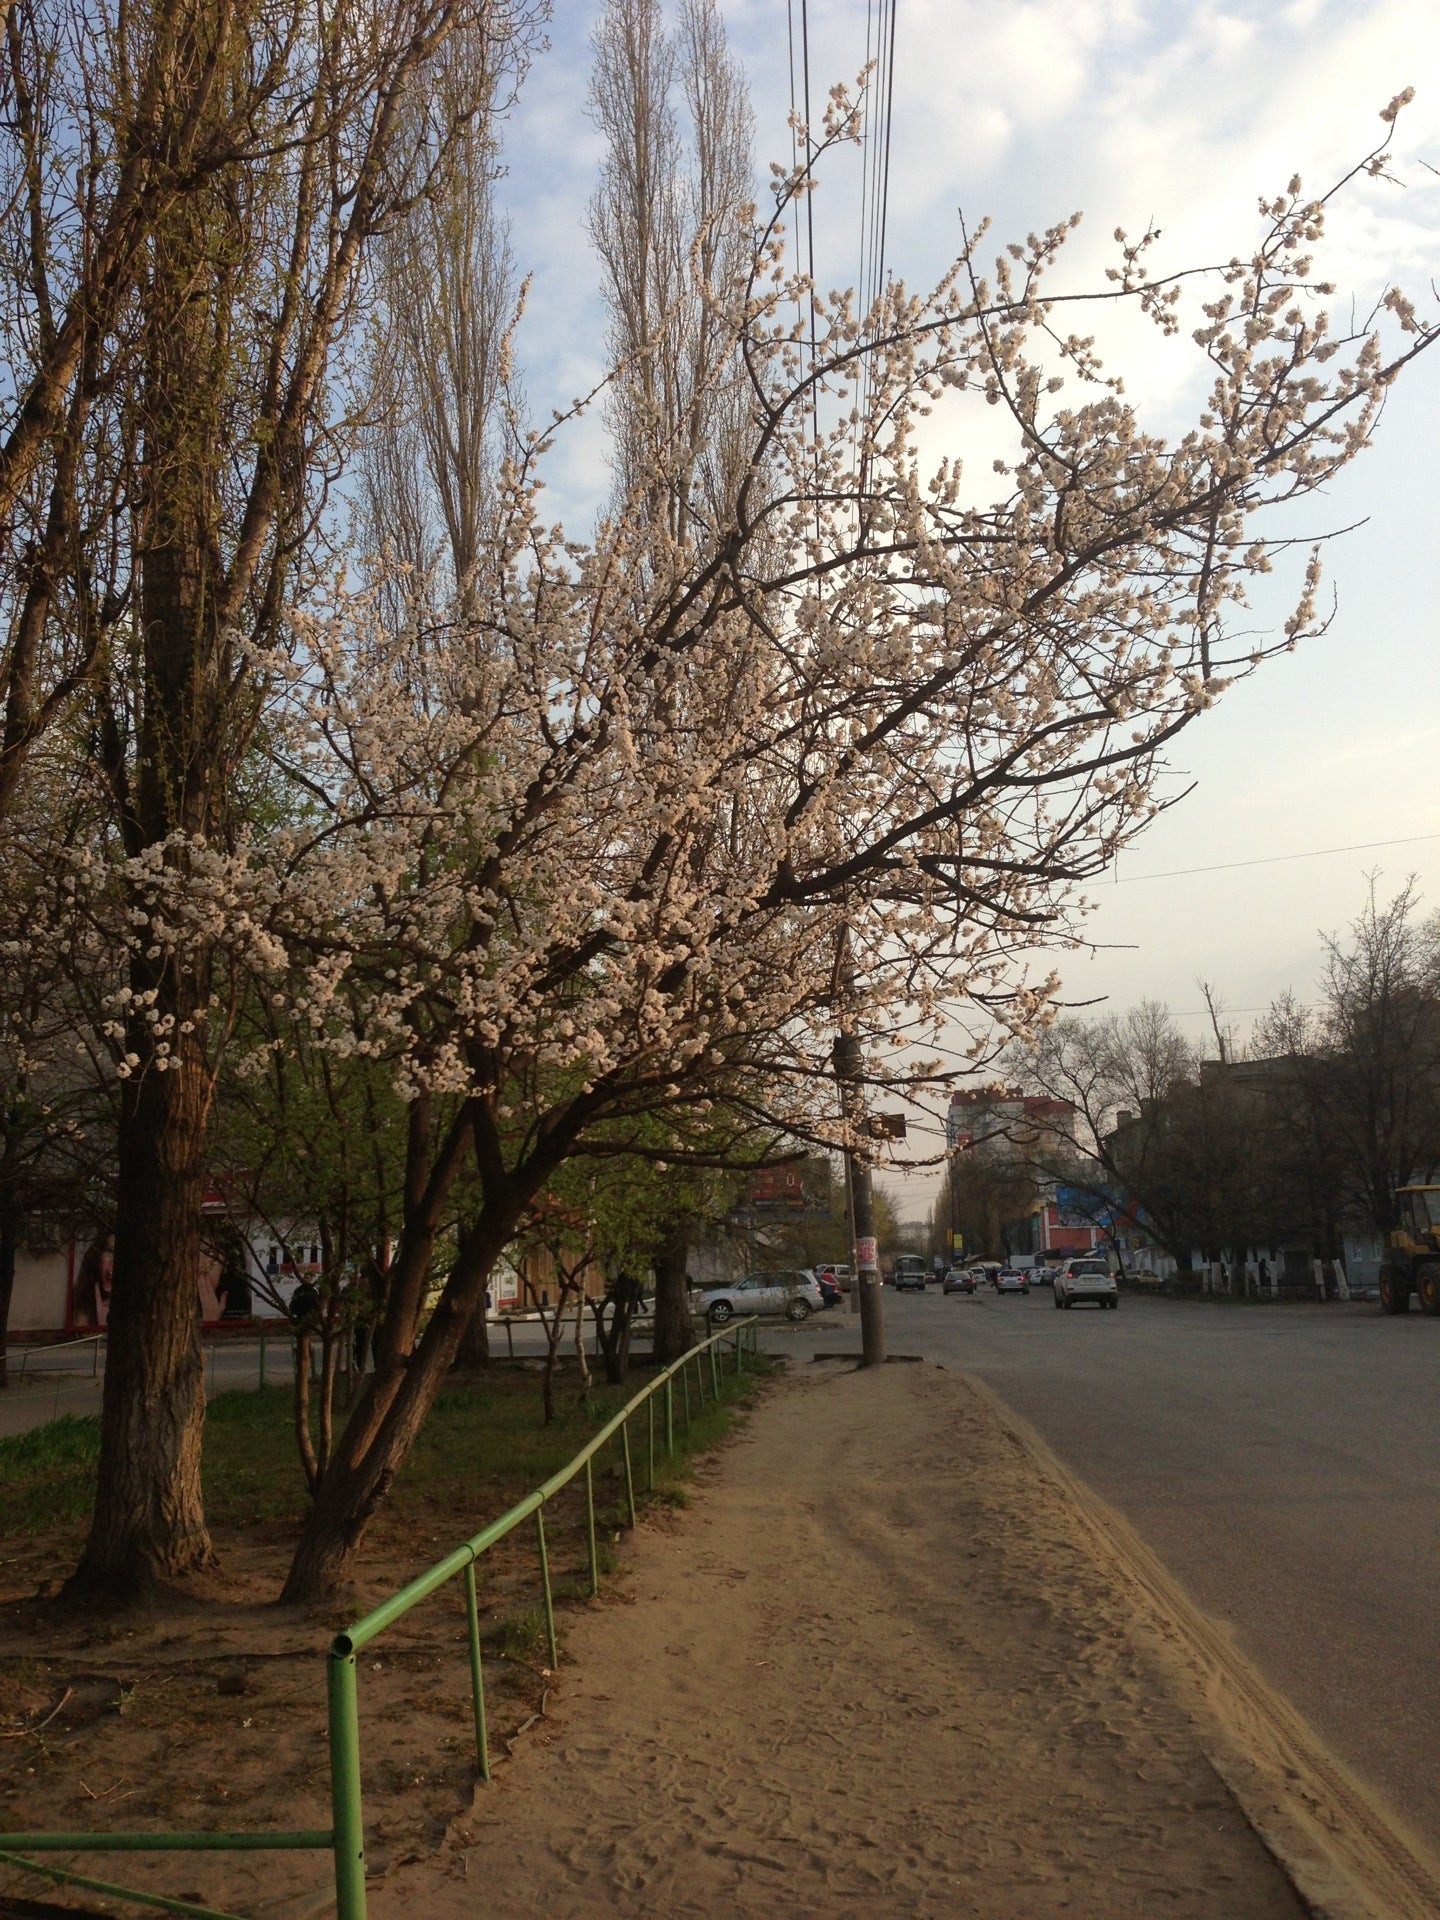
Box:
[1378,1185,1440,1316]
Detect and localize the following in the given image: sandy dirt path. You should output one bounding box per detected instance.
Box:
[375,1364,1314,1920]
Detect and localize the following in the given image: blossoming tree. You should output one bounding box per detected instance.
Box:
[238,93,1435,1598]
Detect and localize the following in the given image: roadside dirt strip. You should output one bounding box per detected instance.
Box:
[373,1362,1440,1920]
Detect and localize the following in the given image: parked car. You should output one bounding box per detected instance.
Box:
[893,1254,929,1292]
[696,1270,824,1325]
[942,1266,975,1294]
[814,1271,844,1309]
[1054,1259,1119,1309]
[993,1267,1030,1294]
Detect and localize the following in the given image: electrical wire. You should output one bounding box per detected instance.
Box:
[877,0,898,307]
[1115,830,1440,884]
[855,0,896,509]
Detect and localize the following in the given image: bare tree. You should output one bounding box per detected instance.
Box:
[1023,1005,1223,1264]
[588,0,755,545]
[0,771,119,1383]
[357,34,521,615]
[587,0,756,1364]
[347,36,527,1383]
[1314,879,1440,1231]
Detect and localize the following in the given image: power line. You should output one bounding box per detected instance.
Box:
[1115,830,1440,884]
[855,0,895,499]
[876,0,898,304]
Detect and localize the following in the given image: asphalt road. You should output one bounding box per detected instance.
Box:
[770,1287,1440,1852]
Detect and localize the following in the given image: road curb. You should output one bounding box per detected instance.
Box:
[963,1371,1440,1920]
[808,1352,925,1364]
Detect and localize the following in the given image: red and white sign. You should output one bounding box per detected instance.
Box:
[855,1236,878,1268]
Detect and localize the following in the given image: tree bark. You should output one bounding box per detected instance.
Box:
[538,1299,564,1424]
[69,116,229,1594]
[69,1030,214,1592]
[650,1224,694,1366]
[595,1274,642,1384]
[280,1096,592,1602]
[0,1203,16,1390]
[451,1299,490,1369]
[280,1214,513,1603]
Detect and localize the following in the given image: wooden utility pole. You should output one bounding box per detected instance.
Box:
[832,929,886,1366]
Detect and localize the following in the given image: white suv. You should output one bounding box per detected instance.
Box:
[1054,1259,1119,1310]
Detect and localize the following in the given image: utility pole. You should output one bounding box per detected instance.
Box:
[832,933,886,1367]
[948,1147,961,1266]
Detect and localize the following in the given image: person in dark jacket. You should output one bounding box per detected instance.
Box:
[288,1277,321,1327]
[214,1233,253,1320]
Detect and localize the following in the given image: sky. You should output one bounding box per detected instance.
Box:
[493,0,1440,1216]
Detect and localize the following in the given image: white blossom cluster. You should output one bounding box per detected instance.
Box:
[41,103,1433,1180]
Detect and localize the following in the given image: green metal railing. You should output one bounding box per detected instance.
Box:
[0,1317,759,1920]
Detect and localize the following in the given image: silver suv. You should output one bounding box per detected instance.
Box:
[696,1270,824,1325]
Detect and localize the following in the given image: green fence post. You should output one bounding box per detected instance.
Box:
[535,1508,558,1667]
[327,1650,367,1920]
[647,1395,655,1490]
[694,1347,706,1407]
[681,1359,691,1432]
[709,1337,719,1400]
[584,1458,599,1598]
[462,1563,491,1782]
[258,1324,267,1389]
[621,1418,637,1526]
[665,1377,674,1456]
[734,1327,742,1374]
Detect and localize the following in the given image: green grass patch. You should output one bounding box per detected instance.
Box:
[0,1414,102,1536]
[494,1603,551,1660]
[0,1341,775,1549]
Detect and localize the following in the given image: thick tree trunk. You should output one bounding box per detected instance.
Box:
[70,143,230,1594]
[69,1025,214,1593]
[0,1206,15,1390]
[651,1225,694,1367]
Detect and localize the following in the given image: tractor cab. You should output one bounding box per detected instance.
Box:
[1380,1186,1440,1315]
[1392,1185,1440,1256]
